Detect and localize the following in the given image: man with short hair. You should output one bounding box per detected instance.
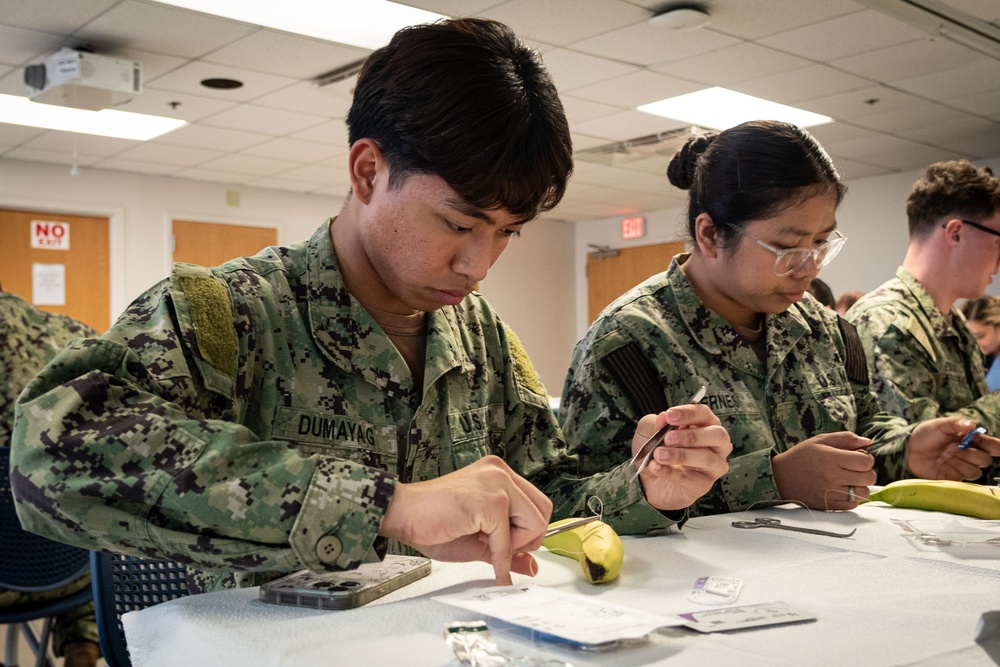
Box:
[848,160,1000,482]
[11,18,731,593]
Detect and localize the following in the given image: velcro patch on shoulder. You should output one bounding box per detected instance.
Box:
[176,272,237,376]
[837,316,869,386]
[504,325,545,396]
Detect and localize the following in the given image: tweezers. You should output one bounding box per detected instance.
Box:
[628,385,707,481]
[544,516,601,538]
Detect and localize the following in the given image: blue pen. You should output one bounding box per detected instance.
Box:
[959,426,987,449]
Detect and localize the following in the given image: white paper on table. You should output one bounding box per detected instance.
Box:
[433,585,682,648]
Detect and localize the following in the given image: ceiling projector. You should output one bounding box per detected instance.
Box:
[24,48,142,111]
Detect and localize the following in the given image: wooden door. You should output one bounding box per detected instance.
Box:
[173,219,278,267]
[587,241,686,323]
[0,208,111,331]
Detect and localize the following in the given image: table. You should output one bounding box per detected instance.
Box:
[122,503,1000,666]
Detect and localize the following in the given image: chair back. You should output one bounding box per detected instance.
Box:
[90,552,190,667]
[0,446,90,591]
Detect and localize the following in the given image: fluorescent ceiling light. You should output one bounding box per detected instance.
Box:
[638,87,833,131]
[0,94,187,140]
[153,0,447,50]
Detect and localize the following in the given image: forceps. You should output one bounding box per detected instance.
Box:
[731,517,856,538]
[544,516,601,538]
[628,385,707,481]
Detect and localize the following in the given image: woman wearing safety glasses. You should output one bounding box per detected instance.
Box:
[559,120,1000,516]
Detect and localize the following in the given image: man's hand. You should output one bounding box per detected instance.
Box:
[772,432,876,510]
[907,416,1000,480]
[377,455,552,586]
[631,404,732,510]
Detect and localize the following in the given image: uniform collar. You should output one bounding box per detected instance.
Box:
[894,266,962,339]
[306,218,467,400]
[665,254,811,379]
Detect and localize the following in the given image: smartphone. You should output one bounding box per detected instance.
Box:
[258,555,432,610]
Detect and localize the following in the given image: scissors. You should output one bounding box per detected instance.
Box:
[628,385,707,481]
[731,517,856,538]
[544,516,601,538]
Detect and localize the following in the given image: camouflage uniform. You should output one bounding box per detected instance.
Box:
[847,267,1000,482]
[559,255,914,516]
[1,292,99,652]
[10,220,673,593]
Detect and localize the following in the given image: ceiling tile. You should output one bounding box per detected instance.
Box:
[0,24,63,67]
[799,86,930,121]
[243,137,336,163]
[203,29,370,80]
[3,146,100,167]
[849,103,964,134]
[653,42,811,87]
[19,130,136,157]
[561,96,624,127]
[894,60,1000,101]
[704,0,862,40]
[482,0,650,46]
[77,1,257,59]
[251,81,353,119]
[156,124,270,152]
[288,120,349,147]
[197,104,326,136]
[953,89,1000,122]
[896,116,1000,158]
[825,156,893,180]
[759,9,925,61]
[541,49,638,92]
[112,142,225,167]
[569,70,702,109]
[570,23,739,68]
[0,0,118,34]
[573,110,690,142]
[148,61,297,103]
[0,123,47,147]
[734,64,870,105]
[113,88,236,123]
[831,38,988,82]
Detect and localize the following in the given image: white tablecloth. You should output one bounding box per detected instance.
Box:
[122,503,1000,666]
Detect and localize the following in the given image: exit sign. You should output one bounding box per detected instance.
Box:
[621,216,645,240]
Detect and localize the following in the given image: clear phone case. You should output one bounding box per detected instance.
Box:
[259,555,432,610]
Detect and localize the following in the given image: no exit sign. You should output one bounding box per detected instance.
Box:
[621,216,645,240]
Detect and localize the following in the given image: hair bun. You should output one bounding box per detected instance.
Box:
[667,133,715,190]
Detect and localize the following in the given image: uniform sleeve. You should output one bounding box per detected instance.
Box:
[556,326,697,528]
[499,326,679,536]
[10,277,395,576]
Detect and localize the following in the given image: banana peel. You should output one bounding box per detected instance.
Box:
[542,518,624,584]
[866,479,1000,519]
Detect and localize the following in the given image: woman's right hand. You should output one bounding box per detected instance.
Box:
[771,432,876,510]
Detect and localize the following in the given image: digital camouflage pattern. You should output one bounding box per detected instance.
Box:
[1,292,97,443]
[1,292,98,653]
[848,267,1000,482]
[11,220,675,593]
[560,255,915,516]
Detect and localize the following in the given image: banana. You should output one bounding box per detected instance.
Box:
[542,518,624,584]
[867,479,1000,519]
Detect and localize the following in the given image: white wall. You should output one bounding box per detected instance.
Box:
[572,156,1000,344]
[479,217,576,396]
